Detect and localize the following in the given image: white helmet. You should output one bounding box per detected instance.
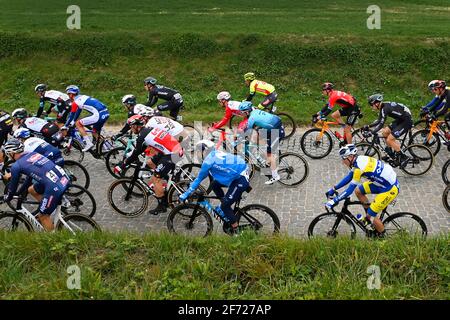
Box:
[122,94,136,106]
[134,104,155,117]
[338,144,358,159]
[217,91,231,101]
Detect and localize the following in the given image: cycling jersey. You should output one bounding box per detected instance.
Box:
[245,109,282,132]
[38,90,71,118]
[146,116,184,137]
[65,95,109,130]
[22,117,49,132]
[23,137,63,166]
[247,80,275,98]
[124,127,182,167]
[369,101,412,134]
[146,85,183,107]
[432,88,450,118]
[320,90,357,117]
[5,152,70,209]
[334,155,398,202]
[189,149,249,191]
[213,101,245,129]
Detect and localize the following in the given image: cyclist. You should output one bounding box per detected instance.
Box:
[244,72,278,110]
[11,108,63,146]
[144,77,184,120]
[239,102,285,185]
[34,83,71,123]
[363,94,412,167]
[325,144,399,235]
[208,91,247,133]
[314,82,360,145]
[145,114,190,149]
[2,139,70,231]
[179,140,250,233]
[0,109,13,147]
[421,80,450,141]
[114,115,184,215]
[65,85,110,152]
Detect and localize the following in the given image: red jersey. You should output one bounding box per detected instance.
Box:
[328,90,356,109]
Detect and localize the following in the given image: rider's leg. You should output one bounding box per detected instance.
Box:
[356,182,384,233]
[37,187,65,231]
[355,186,370,210]
[264,128,282,184]
[220,176,249,229]
[385,128,401,152]
[148,156,175,214]
[28,185,43,202]
[344,125,353,145]
[76,119,94,151]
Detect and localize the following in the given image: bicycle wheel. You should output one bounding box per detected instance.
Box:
[167,203,213,237]
[277,152,309,187]
[108,178,149,217]
[98,137,115,157]
[409,129,441,156]
[308,212,356,239]
[64,160,90,191]
[237,204,280,235]
[442,159,450,185]
[62,139,85,163]
[382,212,427,238]
[166,180,207,208]
[275,112,296,139]
[300,128,333,159]
[56,213,101,232]
[413,119,428,132]
[0,212,33,231]
[351,128,367,145]
[105,146,125,178]
[401,144,434,176]
[61,184,96,218]
[355,142,381,159]
[443,185,450,213]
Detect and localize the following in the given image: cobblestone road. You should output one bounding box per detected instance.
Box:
[12,127,450,238]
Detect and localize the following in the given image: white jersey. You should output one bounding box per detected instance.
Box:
[143,128,181,155]
[23,137,47,154]
[23,117,47,132]
[145,116,184,136]
[44,90,70,102]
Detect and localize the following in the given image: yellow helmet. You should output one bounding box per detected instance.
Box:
[244,72,255,81]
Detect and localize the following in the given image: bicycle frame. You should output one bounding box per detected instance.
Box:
[425,119,447,143]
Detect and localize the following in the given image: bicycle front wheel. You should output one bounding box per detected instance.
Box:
[166,180,207,209]
[277,152,309,187]
[105,146,125,179]
[167,203,213,237]
[108,178,149,217]
[0,212,33,231]
[238,204,280,235]
[308,212,356,239]
[62,139,85,163]
[56,214,101,232]
[64,160,90,191]
[300,128,333,159]
[409,129,441,156]
[401,144,434,176]
[62,184,97,217]
[276,112,296,139]
[355,142,381,159]
[441,159,450,185]
[443,185,450,213]
[382,212,427,238]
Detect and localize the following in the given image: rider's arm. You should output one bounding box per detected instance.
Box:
[334,170,354,190]
[65,101,81,127]
[368,107,386,133]
[213,107,233,129]
[37,97,45,118]
[123,130,147,167]
[145,91,158,108]
[5,165,22,202]
[245,81,256,101]
[187,160,213,193]
[335,168,361,202]
[432,96,449,118]
[425,96,441,112]
[15,176,33,197]
[319,104,332,117]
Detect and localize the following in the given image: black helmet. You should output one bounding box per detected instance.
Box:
[144,77,157,85]
[34,83,47,93]
[12,108,28,119]
[368,94,383,105]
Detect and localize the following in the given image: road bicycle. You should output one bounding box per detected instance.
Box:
[167,192,280,237]
[308,194,427,239]
[356,130,434,176]
[443,185,450,213]
[300,116,365,159]
[228,103,296,139]
[107,160,209,217]
[409,114,450,155]
[0,193,100,233]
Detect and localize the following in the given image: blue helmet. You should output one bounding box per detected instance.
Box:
[239,101,253,112]
[13,128,31,139]
[65,85,80,95]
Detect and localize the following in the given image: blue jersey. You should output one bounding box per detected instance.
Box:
[246,109,282,132]
[23,137,63,166]
[190,150,248,190]
[6,152,70,201]
[66,94,109,126]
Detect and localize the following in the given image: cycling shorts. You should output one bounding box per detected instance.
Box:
[79,109,110,132]
[339,104,361,126]
[388,118,413,138]
[358,181,399,217]
[151,154,175,180]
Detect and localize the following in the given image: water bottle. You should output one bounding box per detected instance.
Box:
[335,131,343,140]
[356,214,369,227]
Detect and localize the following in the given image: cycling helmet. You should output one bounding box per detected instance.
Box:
[144,77,157,86]
[134,104,155,117]
[127,114,145,126]
[238,101,253,112]
[34,83,47,93]
[13,128,31,139]
[244,72,255,81]
[65,85,80,95]
[217,91,231,101]
[322,82,334,91]
[428,80,446,91]
[368,93,384,105]
[11,108,28,119]
[122,94,137,106]
[338,144,358,159]
[2,139,24,155]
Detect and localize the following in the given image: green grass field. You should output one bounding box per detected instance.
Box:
[1,232,449,299]
[0,0,449,124]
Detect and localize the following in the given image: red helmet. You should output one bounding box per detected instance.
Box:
[322,82,334,91]
[127,114,145,126]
